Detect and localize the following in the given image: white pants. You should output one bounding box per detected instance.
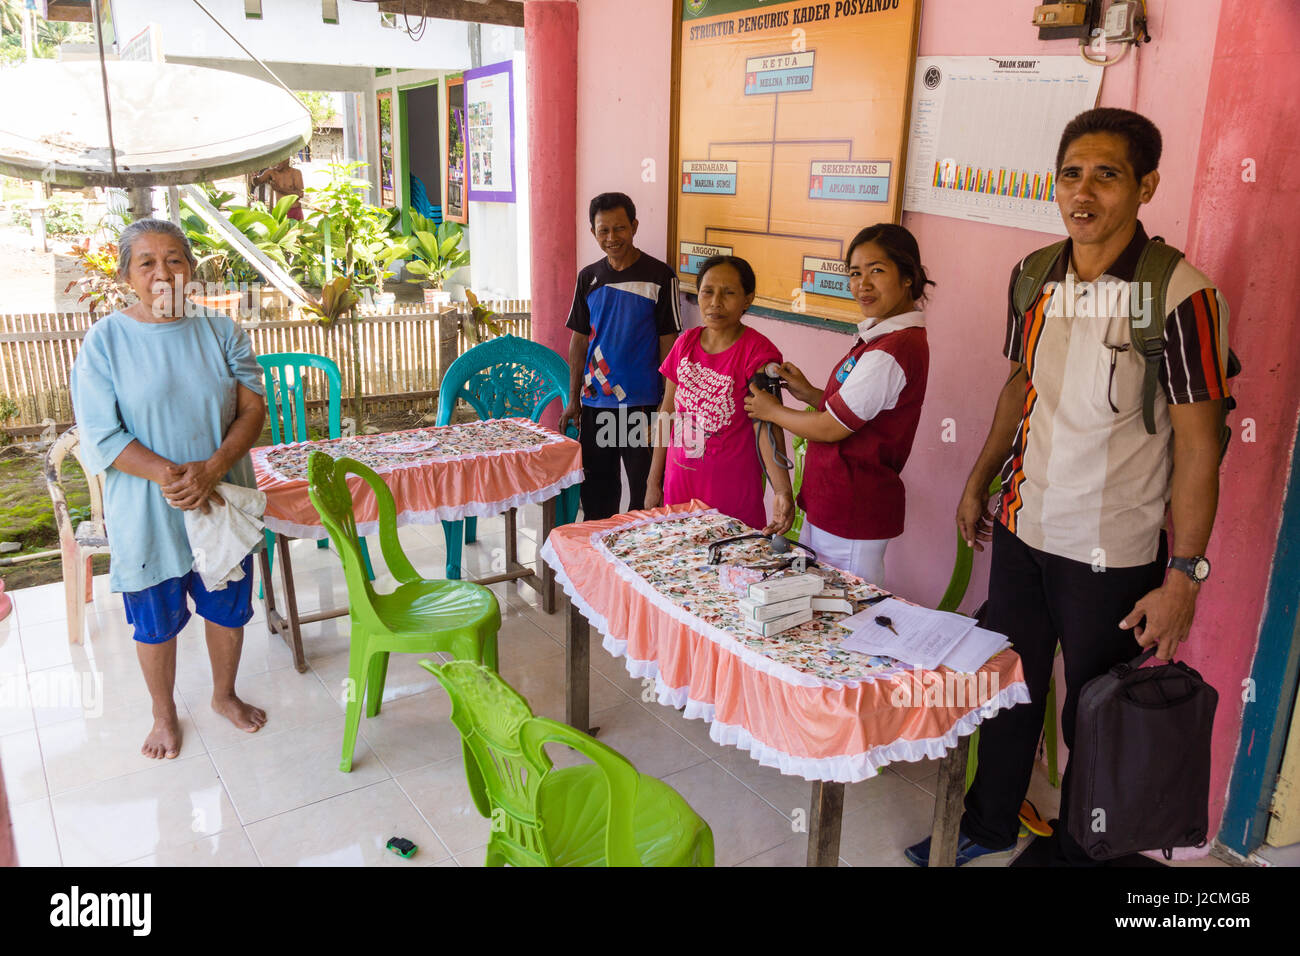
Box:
[799,520,889,586]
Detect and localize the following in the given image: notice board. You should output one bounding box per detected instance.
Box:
[671,0,921,326]
[464,60,516,204]
[903,56,1103,236]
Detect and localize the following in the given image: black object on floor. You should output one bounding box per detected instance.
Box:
[1011,830,1167,868]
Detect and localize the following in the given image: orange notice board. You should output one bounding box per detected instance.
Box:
[672,0,920,326]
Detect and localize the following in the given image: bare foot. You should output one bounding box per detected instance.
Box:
[212,694,268,733]
[142,710,182,759]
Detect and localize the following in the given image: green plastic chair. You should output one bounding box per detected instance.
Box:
[782,432,809,543]
[435,334,580,580]
[420,659,715,866]
[306,451,501,772]
[257,353,375,589]
[939,477,1059,792]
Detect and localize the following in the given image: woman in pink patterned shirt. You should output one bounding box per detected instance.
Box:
[645,256,794,533]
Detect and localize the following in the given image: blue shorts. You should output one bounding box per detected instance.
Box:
[122,554,256,645]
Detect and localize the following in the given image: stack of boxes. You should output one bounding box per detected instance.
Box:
[736,573,826,636]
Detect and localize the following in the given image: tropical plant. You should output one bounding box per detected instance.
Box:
[300,162,408,426]
[13,196,87,238]
[181,193,306,286]
[300,275,360,324]
[461,289,504,346]
[0,2,92,62]
[303,161,405,293]
[47,199,86,237]
[400,211,469,290]
[63,239,130,313]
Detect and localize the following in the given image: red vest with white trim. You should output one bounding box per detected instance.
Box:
[798,326,929,540]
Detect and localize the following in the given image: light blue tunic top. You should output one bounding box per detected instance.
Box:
[70,309,265,593]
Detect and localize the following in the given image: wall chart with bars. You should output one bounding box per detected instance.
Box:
[903,56,1102,236]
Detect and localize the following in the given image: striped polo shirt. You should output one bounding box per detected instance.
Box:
[997,223,1230,567]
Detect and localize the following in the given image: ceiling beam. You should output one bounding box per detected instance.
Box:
[377,1,524,29]
[45,1,93,23]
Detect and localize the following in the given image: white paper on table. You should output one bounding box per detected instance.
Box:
[838,598,977,670]
[942,626,1011,674]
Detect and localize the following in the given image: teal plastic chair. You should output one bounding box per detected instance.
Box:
[257,353,375,588]
[435,334,580,579]
[421,659,715,866]
[306,451,501,772]
[940,477,1059,792]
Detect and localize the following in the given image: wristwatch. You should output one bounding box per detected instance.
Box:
[1168,555,1211,584]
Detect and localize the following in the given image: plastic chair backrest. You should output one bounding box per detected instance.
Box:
[306,451,419,631]
[937,475,1003,613]
[424,660,643,867]
[258,352,343,445]
[44,427,106,545]
[436,335,571,433]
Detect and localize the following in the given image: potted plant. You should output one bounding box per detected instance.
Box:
[401,211,469,308]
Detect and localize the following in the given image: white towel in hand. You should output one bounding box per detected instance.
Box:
[182,482,268,591]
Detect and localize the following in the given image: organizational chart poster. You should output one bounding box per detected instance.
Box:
[674,0,920,325]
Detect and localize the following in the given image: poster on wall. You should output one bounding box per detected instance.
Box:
[464,61,516,204]
[445,76,468,223]
[672,0,921,326]
[903,56,1103,236]
[377,89,395,207]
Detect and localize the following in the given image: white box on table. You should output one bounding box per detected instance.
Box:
[737,594,813,622]
[743,606,814,637]
[745,574,824,605]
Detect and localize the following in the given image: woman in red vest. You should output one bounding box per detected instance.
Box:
[744,224,932,585]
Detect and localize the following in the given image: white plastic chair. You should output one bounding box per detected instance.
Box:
[44,427,109,644]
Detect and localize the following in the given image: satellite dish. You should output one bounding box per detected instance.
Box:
[0,59,312,188]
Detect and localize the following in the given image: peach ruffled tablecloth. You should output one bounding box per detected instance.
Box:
[541,502,1029,784]
[252,418,583,539]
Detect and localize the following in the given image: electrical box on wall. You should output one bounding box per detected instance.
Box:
[1031,0,1099,41]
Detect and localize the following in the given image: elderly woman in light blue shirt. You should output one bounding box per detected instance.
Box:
[71,219,268,760]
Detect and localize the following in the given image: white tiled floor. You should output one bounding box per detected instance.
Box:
[0,504,1239,867]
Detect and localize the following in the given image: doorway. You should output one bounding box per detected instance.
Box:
[400,81,442,230]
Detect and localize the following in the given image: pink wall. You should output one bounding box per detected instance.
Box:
[574,0,675,267]
[571,0,1300,843]
[1181,0,1300,844]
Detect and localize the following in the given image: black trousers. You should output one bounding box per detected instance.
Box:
[962,521,1167,863]
[578,404,657,521]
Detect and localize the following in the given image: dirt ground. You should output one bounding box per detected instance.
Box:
[0,225,91,313]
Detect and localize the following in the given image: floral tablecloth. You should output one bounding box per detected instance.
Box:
[252,418,583,539]
[542,502,1029,783]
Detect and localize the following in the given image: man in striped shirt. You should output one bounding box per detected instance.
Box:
[907,108,1230,867]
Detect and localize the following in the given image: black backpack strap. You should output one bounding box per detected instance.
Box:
[1130,239,1185,435]
[1011,241,1068,321]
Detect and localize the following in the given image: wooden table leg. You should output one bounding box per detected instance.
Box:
[806,780,845,867]
[275,532,308,674]
[929,734,971,867]
[504,507,518,568]
[565,594,593,735]
[539,496,556,614]
[258,545,278,624]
